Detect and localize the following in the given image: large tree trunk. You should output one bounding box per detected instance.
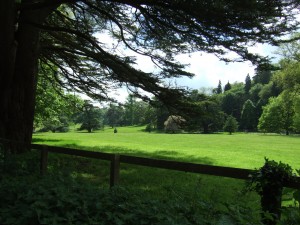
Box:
[0,0,18,149]
[8,10,41,153]
[0,1,55,153]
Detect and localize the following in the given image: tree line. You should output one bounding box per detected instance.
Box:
[35,36,300,135]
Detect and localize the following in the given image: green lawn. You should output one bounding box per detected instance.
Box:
[30,127,300,221]
[33,126,300,170]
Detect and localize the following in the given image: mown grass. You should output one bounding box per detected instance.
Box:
[33,126,300,169]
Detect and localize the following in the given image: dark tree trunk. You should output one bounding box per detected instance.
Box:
[261,186,283,225]
[0,0,18,148]
[7,10,41,153]
[0,1,56,153]
[202,122,209,134]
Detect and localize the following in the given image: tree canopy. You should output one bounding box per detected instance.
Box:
[36,0,300,102]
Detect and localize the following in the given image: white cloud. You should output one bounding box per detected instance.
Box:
[174,52,255,89]
[170,43,279,89]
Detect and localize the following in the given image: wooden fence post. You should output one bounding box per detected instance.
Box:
[40,146,48,175]
[260,186,283,225]
[110,154,120,188]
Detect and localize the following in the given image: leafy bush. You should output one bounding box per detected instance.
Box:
[1,175,180,225]
[0,149,40,179]
[0,174,264,225]
[223,115,238,134]
[145,123,153,133]
[247,158,299,224]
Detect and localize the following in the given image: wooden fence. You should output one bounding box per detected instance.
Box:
[29,144,300,189]
[1,138,299,189]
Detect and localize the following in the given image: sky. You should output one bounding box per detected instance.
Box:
[135,44,279,90]
[95,33,280,103]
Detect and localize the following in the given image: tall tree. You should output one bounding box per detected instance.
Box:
[213,80,222,94]
[123,95,149,126]
[244,74,252,94]
[293,95,300,132]
[105,103,124,127]
[221,82,245,121]
[240,99,257,131]
[224,81,232,92]
[253,63,274,84]
[1,0,299,152]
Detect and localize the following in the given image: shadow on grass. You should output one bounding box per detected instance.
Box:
[44,142,216,166]
[32,137,63,143]
[34,141,217,194]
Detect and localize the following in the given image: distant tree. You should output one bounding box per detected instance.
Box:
[224,81,232,92]
[249,83,264,104]
[253,64,273,84]
[41,116,69,133]
[244,74,252,94]
[221,92,236,117]
[123,96,150,126]
[293,96,300,132]
[280,91,296,135]
[217,80,223,94]
[164,115,186,133]
[223,115,238,135]
[124,95,135,126]
[258,97,284,134]
[213,80,222,94]
[195,100,225,133]
[76,101,103,133]
[221,83,246,122]
[259,81,281,106]
[186,90,224,133]
[188,90,207,102]
[105,104,124,127]
[143,105,157,128]
[258,92,298,135]
[240,99,257,131]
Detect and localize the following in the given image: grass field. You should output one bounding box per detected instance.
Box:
[31,126,300,215]
[33,126,300,170]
